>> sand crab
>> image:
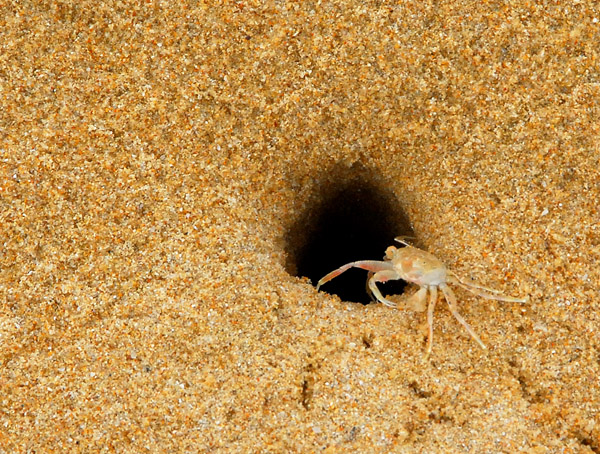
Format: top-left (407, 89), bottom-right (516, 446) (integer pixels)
top-left (317, 238), bottom-right (527, 356)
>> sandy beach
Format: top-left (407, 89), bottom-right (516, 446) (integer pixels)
top-left (1, 0), bottom-right (599, 452)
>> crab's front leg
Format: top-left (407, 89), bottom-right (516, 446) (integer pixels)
top-left (316, 260), bottom-right (394, 291)
top-left (367, 269), bottom-right (401, 307)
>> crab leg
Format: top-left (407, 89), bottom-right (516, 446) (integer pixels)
top-left (316, 260), bottom-right (393, 290)
top-left (406, 287), bottom-right (428, 312)
top-left (424, 286), bottom-right (437, 359)
top-left (448, 274), bottom-right (527, 303)
top-left (448, 272), bottom-right (506, 294)
top-left (365, 272), bottom-right (376, 302)
top-left (367, 270), bottom-right (401, 307)
top-left (439, 283), bottom-right (487, 350)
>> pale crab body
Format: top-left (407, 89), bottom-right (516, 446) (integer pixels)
top-left (316, 238), bottom-right (527, 357)
top-left (389, 246), bottom-right (447, 286)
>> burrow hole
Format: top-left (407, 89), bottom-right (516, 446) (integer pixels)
top-left (285, 164), bottom-right (414, 304)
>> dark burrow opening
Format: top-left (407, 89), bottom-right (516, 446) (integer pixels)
top-left (286, 164), bottom-right (414, 304)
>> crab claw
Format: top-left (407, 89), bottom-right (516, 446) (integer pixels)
top-left (316, 260), bottom-right (394, 291)
top-left (317, 260), bottom-right (401, 307)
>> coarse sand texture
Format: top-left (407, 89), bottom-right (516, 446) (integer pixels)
top-left (1, 0), bottom-right (600, 452)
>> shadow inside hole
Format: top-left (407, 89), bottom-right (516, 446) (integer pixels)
top-left (286, 164), bottom-right (414, 304)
